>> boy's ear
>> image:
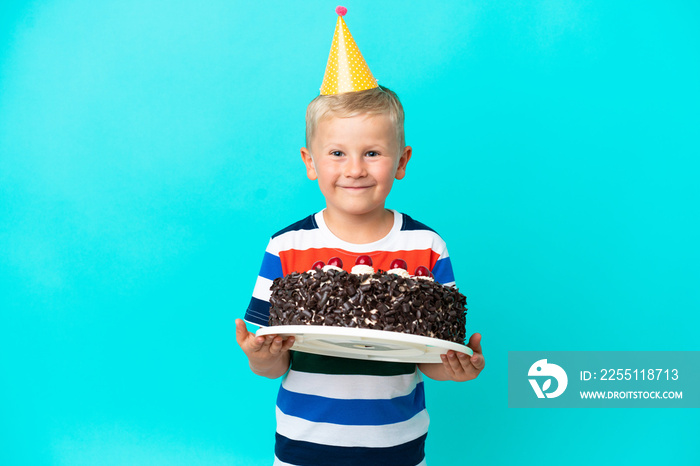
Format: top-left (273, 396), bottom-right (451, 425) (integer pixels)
top-left (300, 148), bottom-right (318, 181)
top-left (394, 146), bottom-right (412, 180)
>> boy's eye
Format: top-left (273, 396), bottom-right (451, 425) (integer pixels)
top-left (331, 151), bottom-right (344, 157)
top-left (365, 151), bottom-right (379, 157)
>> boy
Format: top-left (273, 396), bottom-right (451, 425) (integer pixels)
top-left (236, 9), bottom-right (484, 466)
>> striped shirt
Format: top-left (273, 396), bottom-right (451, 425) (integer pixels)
top-left (245, 210), bottom-right (456, 466)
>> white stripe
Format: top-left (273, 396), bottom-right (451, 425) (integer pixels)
top-left (276, 407), bottom-right (430, 448)
top-left (267, 229), bottom-right (327, 255)
top-left (252, 276), bottom-right (273, 301)
top-left (275, 454), bottom-right (427, 466)
top-left (282, 370), bottom-right (421, 400)
top-left (268, 213), bottom-right (448, 257)
top-left (273, 458), bottom-right (296, 466)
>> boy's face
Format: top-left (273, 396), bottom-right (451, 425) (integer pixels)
top-left (301, 113), bottom-right (411, 221)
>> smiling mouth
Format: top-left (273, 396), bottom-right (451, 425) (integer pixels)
top-left (340, 186), bottom-right (373, 189)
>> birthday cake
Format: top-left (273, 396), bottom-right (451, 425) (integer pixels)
top-left (268, 256), bottom-right (467, 344)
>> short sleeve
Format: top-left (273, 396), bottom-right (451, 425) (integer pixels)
top-left (430, 237), bottom-right (456, 287)
top-left (244, 239), bottom-right (283, 327)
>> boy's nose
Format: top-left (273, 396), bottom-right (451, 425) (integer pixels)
top-left (344, 155), bottom-right (367, 178)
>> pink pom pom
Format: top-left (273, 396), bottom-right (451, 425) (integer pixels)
top-left (335, 6), bottom-right (347, 16)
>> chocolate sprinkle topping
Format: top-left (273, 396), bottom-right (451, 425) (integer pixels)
top-left (269, 269), bottom-right (468, 344)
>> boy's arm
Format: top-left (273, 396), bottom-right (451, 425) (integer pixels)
top-left (236, 319), bottom-right (295, 379)
top-left (418, 333), bottom-right (485, 382)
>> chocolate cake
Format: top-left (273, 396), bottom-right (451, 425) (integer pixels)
top-left (268, 256), bottom-right (467, 344)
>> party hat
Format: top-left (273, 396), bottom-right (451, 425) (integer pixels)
top-left (320, 6), bottom-right (378, 95)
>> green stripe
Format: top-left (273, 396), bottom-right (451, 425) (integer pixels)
top-left (290, 351), bottom-right (416, 376)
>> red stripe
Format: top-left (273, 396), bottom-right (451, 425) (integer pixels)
top-left (279, 248), bottom-right (441, 276)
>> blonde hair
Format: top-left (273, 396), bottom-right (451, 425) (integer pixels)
top-left (305, 86), bottom-right (405, 150)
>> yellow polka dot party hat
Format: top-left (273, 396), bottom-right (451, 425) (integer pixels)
top-left (320, 6), bottom-right (379, 95)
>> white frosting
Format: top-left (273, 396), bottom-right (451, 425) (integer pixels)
top-left (322, 265), bottom-right (344, 273)
top-left (387, 268), bottom-right (410, 278)
top-left (351, 264), bottom-right (375, 275)
top-left (414, 274), bottom-right (435, 282)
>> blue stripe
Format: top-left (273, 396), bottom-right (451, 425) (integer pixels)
top-left (259, 251), bottom-right (283, 281)
top-left (244, 297), bottom-right (270, 326)
top-left (432, 256), bottom-right (455, 285)
top-left (277, 382), bottom-right (425, 426)
top-left (271, 214), bottom-right (318, 239)
top-left (275, 432), bottom-right (426, 466)
top-left (400, 213), bottom-right (437, 233)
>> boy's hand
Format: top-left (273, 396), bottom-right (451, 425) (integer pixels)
top-left (439, 332), bottom-right (485, 382)
top-left (235, 319), bottom-right (295, 379)
top-left (419, 332), bottom-right (485, 382)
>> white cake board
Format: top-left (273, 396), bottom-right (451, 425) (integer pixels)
top-left (256, 325), bottom-right (472, 363)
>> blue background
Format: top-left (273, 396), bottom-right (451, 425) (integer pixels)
top-left (1, 1), bottom-right (698, 464)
